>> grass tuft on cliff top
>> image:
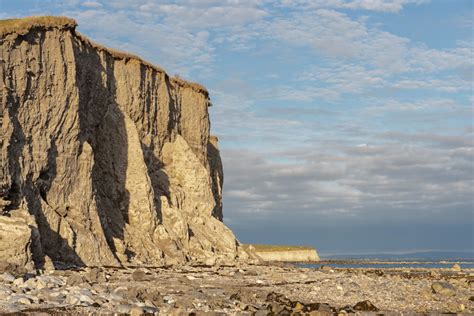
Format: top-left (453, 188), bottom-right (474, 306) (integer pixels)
top-left (0, 16), bottom-right (76, 37)
top-left (244, 244), bottom-right (314, 252)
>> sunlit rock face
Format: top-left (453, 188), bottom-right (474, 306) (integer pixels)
top-left (0, 16), bottom-right (246, 268)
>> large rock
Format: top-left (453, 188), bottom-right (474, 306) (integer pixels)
top-left (0, 16), bottom-right (245, 267)
top-left (431, 282), bottom-right (456, 296)
top-left (0, 210), bottom-right (41, 272)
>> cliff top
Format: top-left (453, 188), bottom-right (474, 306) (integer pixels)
top-left (0, 16), bottom-right (76, 37)
top-left (0, 16), bottom-right (209, 98)
top-left (245, 244), bottom-right (315, 252)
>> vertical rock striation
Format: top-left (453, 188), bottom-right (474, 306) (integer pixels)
top-left (0, 16), bottom-right (245, 268)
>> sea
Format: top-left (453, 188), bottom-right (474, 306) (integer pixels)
top-left (297, 251), bottom-right (474, 269)
top-left (298, 258), bottom-right (474, 269)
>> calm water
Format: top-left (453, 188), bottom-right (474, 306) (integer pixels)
top-left (298, 258), bottom-right (474, 269)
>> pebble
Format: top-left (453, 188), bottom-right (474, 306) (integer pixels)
top-left (451, 263), bottom-right (461, 272)
top-left (87, 267), bottom-right (105, 283)
top-left (431, 281), bottom-right (456, 296)
top-left (116, 304), bottom-right (132, 313)
top-left (2, 304), bottom-right (20, 313)
top-left (12, 277), bottom-right (24, 286)
top-left (163, 295), bottom-right (175, 304)
top-left (130, 306), bottom-right (145, 315)
top-left (10, 294), bottom-right (33, 305)
top-left (132, 270), bottom-right (147, 282)
top-left (67, 274), bottom-right (86, 286)
top-left (79, 293), bottom-right (95, 305)
top-left (48, 291), bottom-right (65, 299)
top-left (35, 278), bottom-right (48, 290)
top-left (142, 304), bottom-right (159, 313)
top-left (0, 286), bottom-right (12, 299)
top-left (108, 292), bottom-right (123, 301)
top-left (353, 300), bottom-right (379, 312)
top-left (23, 277), bottom-right (38, 290)
top-left (17, 296), bottom-right (33, 305)
top-left (1, 272), bottom-right (16, 283)
top-left (447, 302), bottom-right (463, 313)
top-left (66, 295), bottom-right (81, 305)
top-left (419, 288), bottom-right (432, 299)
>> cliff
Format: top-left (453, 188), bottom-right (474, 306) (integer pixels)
top-left (0, 16), bottom-right (247, 269)
top-left (245, 245), bottom-right (320, 262)
top-left (254, 250), bottom-right (319, 262)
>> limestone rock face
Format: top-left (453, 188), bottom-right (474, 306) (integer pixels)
top-left (0, 209), bottom-right (41, 272)
top-left (0, 17), bottom-right (242, 267)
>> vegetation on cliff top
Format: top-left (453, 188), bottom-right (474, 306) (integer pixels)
top-left (0, 16), bottom-right (76, 37)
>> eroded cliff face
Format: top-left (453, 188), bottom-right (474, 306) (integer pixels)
top-left (0, 17), bottom-right (245, 268)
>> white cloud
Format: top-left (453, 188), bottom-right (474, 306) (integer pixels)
top-left (81, 1), bottom-right (102, 8)
top-left (408, 44), bottom-right (473, 73)
top-left (363, 98), bottom-right (463, 114)
top-left (142, 1), bottom-right (268, 28)
top-left (222, 133), bottom-right (473, 224)
top-left (259, 85), bottom-right (340, 102)
top-left (226, 190), bottom-right (264, 200)
top-left (390, 77), bottom-right (471, 92)
top-left (339, 0), bottom-right (428, 12)
top-left (276, 0), bottom-right (429, 12)
top-left (296, 63), bottom-right (386, 97)
top-left (264, 8), bottom-right (468, 75)
top-left (64, 9), bottom-right (216, 76)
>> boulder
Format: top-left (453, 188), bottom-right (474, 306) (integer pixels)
top-left (0, 211), bottom-right (42, 273)
top-left (431, 281), bottom-right (456, 296)
top-left (452, 263), bottom-right (461, 271)
top-left (353, 300), bottom-right (379, 312)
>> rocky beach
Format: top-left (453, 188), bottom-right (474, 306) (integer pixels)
top-left (0, 263), bottom-right (472, 314)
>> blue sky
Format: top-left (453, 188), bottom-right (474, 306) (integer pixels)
top-left (1, 0), bottom-right (472, 255)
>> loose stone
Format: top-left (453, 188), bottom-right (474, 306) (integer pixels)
top-left (431, 282), bottom-right (456, 296)
top-left (116, 304), bottom-right (132, 313)
top-left (0, 273), bottom-right (15, 283)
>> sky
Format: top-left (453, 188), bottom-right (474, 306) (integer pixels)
top-left (1, 0), bottom-right (472, 256)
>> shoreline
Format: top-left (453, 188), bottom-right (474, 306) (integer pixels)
top-left (299, 259), bottom-right (474, 265)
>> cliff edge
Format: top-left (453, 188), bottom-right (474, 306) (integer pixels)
top-left (0, 16), bottom-right (247, 269)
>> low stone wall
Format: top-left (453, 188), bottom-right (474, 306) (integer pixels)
top-left (255, 249), bottom-right (320, 262)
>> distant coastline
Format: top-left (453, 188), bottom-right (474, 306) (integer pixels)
top-left (243, 244), bottom-right (320, 262)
